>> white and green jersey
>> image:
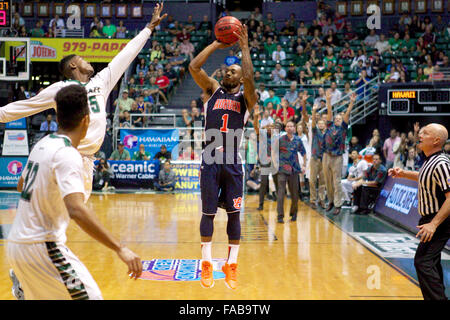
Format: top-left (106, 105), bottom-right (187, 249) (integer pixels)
top-left (0, 28), bottom-right (152, 156)
top-left (8, 134), bottom-right (84, 244)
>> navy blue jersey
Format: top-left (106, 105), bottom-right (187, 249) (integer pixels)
top-left (204, 87), bottom-right (248, 161)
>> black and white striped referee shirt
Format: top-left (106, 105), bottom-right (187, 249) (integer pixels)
top-left (418, 151), bottom-right (450, 217)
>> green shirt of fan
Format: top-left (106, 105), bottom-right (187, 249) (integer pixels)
top-left (388, 38), bottom-right (402, 51)
top-left (264, 43), bottom-right (277, 56)
top-left (263, 96), bottom-right (281, 107)
top-left (323, 56), bottom-right (337, 66)
top-left (102, 24), bottom-right (117, 38)
top-left (132, 150), bottom-right (151, 160)
top-left (293, 54), bottom-right (308, 67)
top-left (401, 39), bottom-right (416, 51)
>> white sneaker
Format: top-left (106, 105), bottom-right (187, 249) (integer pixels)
top-left (352, 205), bottom-right (359, 213)
top-left (9, 269), bottom-right (24, 300)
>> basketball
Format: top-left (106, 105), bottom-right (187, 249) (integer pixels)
top-left (214, 16), bottom-right (242, 44)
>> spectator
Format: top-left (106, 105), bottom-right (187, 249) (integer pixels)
top-left (349, 136), bottom-right (363, 153)
top-left (168, 20), bottom-right (182, 36)
top-left (341, 150), bottom-right (369, 205)
top-left (12, 12), bottom-right (25, 27)
top-left (364, 29), bottom-right (379, 48)
top-left (283, 81), bottom-right (299, 106)
top-left (280, 20), bottom-right (295, 36)
top-left (383, 129), bottom-right (401, 169)
top-left (257, 83), bottom-right (270, 103)
top-left (271, 63), bottom-right (286, 83)
top-left (90, 16), bottom-right (104, 31)
top-left (334, 12), bottom-right (346, 30)
top-left (298, 70), bottom-right (309, 86)
top-left (354, 69), bottom-right (371, 99)
top-left (276, 98), bottom-right (295, 125)
top-left (89, 26), bottom-right (102, 38)
top-left (224, 50), bottom-right (240, 66)
top-left (323, 29), bottom-right (339, 48)
top-left (184, 15), bottom-right (196, 33)
top-left (31, 21), bottom-right (45, 37)
top-left (259, 109), bottom-right (274, 130)
top-left (434, 15), bottom-right (446, 34)
top-left (343, 22), bottom-right (358, 41)
top-left (168, 49), bottom-right (186, 77)
top-left (164, 63), bottom-right (178, 87)
top-left (388, 32), bottom-right (402, 52)
top-left (374, 34), bottom-right (390, 54)
top-left (443, 140), bottom-right (450, 159)
top-left (120, 111), bottom-right (132, 128)
top-left (152, 58), bottom-right (164, 71)
top-left (264, 37), bottom-right (277, 57)
top-left (311, 29), bottom-right (324, 48)
top-left (401, 33), bottom-right (415, 53)
top-left (177, 108), bottom-right (192, 128)
top-left (93, 158), bottom-right (113, 191)
top-left (148, 76), bottom-right (169, 104)
top-left (263, 89), bottom-right (281, 107)
top-left (130, 103), bottom-right (143, 128)
top-left (109, 142), bottom-right (131, 160)
top-left (153, 145), bottom-right (172, 163)
top-left (19, 26), bottom-right (28, 37)
top-left (94, 150), bottom-right (106, 161)
top-left (422, 25), bottom-right (436, 47)
top-left (371, 54), bottom-right (385, 77)
top-left (322, 61), bottom-right (336, 81)
top-left (151, 44), bottom-right (163, 61)
top-left (177, 27), bottom-right (191, 42)
top-left (154, 161), bottom-right (176, 192)
top-left (155, 69), bottom-right (170, 97)
top-left (132, 144), bottom-right (151, 161)
top-left (179, 38), bottom-right (195, 60)
top-left (114, 90), bottom-right (134, 116)
top-left (322, 17), bottom-right (337, 36)
top-left (198, 15), bottom-right (212, 36)
top-left (116, 20), bottom-right (127, 39)
top-left (297, 21), bottom-right (308, 36)
top-left (308, 19), bottom-right (322, 36)
top-left (40, 114), bottom-right (58, 132)
top-left (308, 49), bottom-right (321, 67)
top-left (329, 82), bottom-right (342, 106)
top-left (136, 58), bottom-right (149, 76)
top-left (293, 46), bottom-right (308, 67)
top-left (351, 153), bottom-right (387, 214)
top-left (285, 64), bottom-right (298, 82)
top-left (384, 65), bottom-right (400, 83)
top-left (49, 14), bottom-right (65, 30)
top-left (402, 146), bottom-right (421, 171)
top-left (272, 45), bottom-right (286, 61)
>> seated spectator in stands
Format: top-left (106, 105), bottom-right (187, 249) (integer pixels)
top-left (177, 27), bottom-right (191, 42)
top-left (428, 65), bottom-right (445, 82)
top-left (401, 33), bottom-right (415, 53)
top-left (198, 15), bottom-right (212, 36)
top-left (283, 81), bottom-right (299, 106)
top-left (184, 15), bottom-right (196, 33)
top-left (423, 59), bottom-right (435, 77)
top-left (308, 19), bottom-right (322, 36)
top-left (422, 25), bottom-right (436, 47)
top-left (12, 12), bottom-right (25, 27)
top-left (116, 20), bottom-right (126, 38)
top-left (257, 83), bottom-right (270, 103)
top-left (263, 24), bottom-right (276, 40)
top-left (342, 150), bottom-right (369, 205)
top-left (322, 61), bottom-right (336, 81)
top-left (329, 81), bottom-right (342, 106)
top-left (298, 70), bottom-right (309, 86)
top-left (272, 45), bottom-right (286, 62)
top-left (154, 145), bottom-right (172, 163)
top-left (414, 67), bottom-right (427, 82)
top-left (402, 146), bottom-right (421, 171)
top-left (224, 50), bottom-right (240, 66)
top-left (339, 42), bottom-right (355, 60)
top-left (31, 21), bottom-right (45, 37)
top-left (163, 14), bottom-right (176, 31)
top-left (308, 49), bottom-right (320, 67)
top-left (371, 54), bottom-right (385, 77)
top-left (351, 154), bottom-right (387, 214)
top-left (352, 59), bottom-right (365, 75)
top-left (129, 102), bottom-right (143, 128)
top-left (168, 20), bottom-right (182, 36)
top-left (323, 29), bottom-right (339, 48)
top-left (164, 63), bottom-right (178, 87)
top-left (297, 21), bottom-right (308, 36)
top-left (177, 108), bottom-right (192, 129)
top-left (310, 29), bottom-right (324, 48)
top-left (444, 140), bottom-right (450, 159)
top-left (260, 109), bottom-right (274, 130)
top-left (322, 17), bottom-right (337, 37)
top-left (114, 89), bottom-right (134, 116)
top-left (311, 70), bottom-right (325, 85)
top-left (302, 61), bottom-right (314, 78)
top-left (246, 165), bottom-right (261, 192)
top-left (286, 64), bottom-right (298, 82)
top-left (155, 69), bottom-right (170, 96)
top-left (384, 65), bottom-right (400, 83)
top-left (275, 98), bottom-right (295, 124)
top-left (263, 89), bottom-right (281, 107)
top-left (293, 46), bottom-right (307, 67)
top-left (40, 114), bottom-right (58, 132)
top-left (280, 20), bottom-right (295, 36)
top-left (19, 26), bottom-right (28, 37)
top-left (322, 46), bottom-right (337, 67)
top-left (264, 37), bottom-right (277, 57)
top-left (120, 111), bottom-right (132, 128)
top-left (334, 65), bottom-right (344, 82)
top-left (93, 158), bottom-right (113, 191)
top-left (374, 34), bottom-right (390, 54)
top-left (146, 76), bottom-right (168, 105)
top-left (136, 58), bottom-right (149, 77)
top-left (212, 68), bottom-right (224, 83)
top-left (133, 144), bottom-right (151, 161)
top-left (388, 32), bottom-right (402, 52)
top-left (152, 58), bottom-right (164, 71)
top-left (90, 16), bottom-right (103, 31)
top-left (364, 29), bottom-right (379, 48)
top-left (49, 14), bottom-right (64, 31)
top-left (154, 161), bottom-right (176, 192)
top-left (355, 69), bottom-right (371, 99)
top-left (89, 26), bottom-right (102, 38)
top-left (271, 63), bottom-right (286, 83)
top-left (109, 142), bottom-right (131, 161)
top-left (179, 38), bottom-right (195, 61)
top-left (150, 43), bottom-right (163, 61)
top-left (168, 49), bottom-right (186, 77)
top-left (343, 22), bottom-right (358, 41)
top-left (349, 136), bottom-right (362, 153)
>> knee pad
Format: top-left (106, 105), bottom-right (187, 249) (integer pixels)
top-left (226, 211), bottom-right (241, 241)
top-left (200, 214), bottom-right (215, 237)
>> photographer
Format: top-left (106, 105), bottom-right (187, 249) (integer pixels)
top-left (93, 158), bottom-right (114, 191)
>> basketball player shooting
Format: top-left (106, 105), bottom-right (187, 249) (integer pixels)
top-left (1, 4), bottom-right (166, 299)
top-left (188, 23), bottom-right (258, 290)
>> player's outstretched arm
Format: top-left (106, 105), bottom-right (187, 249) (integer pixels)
top-left (343, 92), bottom-right (357, 124)
top-left (97, 3), bottom-right (167, 96)
top-left (234, 24), bottom-right (257, 113)
top-left (188, 41), bottom-right (228, 95)
top-left (64, 193), bottom-right (142, 279)
top-left (325, 89), bottom-right (333, 122)
top-left (0, 82), bottom-right (62, 123)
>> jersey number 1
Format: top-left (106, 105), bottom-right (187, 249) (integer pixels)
top-left (220, 114), bottom-right (229, 133)
top-left (21, 161), bottom-right (40, 201)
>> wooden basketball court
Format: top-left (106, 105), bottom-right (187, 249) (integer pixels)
top-left (0, 192), bottom-right (422, 300)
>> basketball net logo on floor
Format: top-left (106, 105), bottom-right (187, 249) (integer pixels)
top-left (137, 259), bottom-right (226, 281)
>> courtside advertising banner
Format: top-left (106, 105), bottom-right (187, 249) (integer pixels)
top-left (0, 157), bottom-right (28, 188)
top-left (120, 129), bottom-right (179, 160)
top-left (97, 160), bottom-right (160, 189)
top-left (5, 118), bottom-right (27, 129)
top-left (2, 130), bottom-right (29, 156)
top-left (171, 162), bottom-right (200, 191)
top-left (375, 176), bottom-right (450, 249)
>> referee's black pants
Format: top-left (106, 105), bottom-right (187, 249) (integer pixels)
top-left (414, 215), bottom-right (450, 300)
top-left (277, 172), bottom-right (299, 220)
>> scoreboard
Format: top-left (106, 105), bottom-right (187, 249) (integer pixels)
top-left (0, 0), bottom-right (11, 28)
top-left (387, 88), bottom-right (450, 116)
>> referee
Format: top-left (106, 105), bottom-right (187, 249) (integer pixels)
top-left (389, 123), bottom-right (450, 300)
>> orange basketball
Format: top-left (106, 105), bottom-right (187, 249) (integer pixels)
top-left (214, 16), bottom-right (242, 44)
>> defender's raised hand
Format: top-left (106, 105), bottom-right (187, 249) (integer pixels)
top-left (147, 3), bottom-right (168, 31)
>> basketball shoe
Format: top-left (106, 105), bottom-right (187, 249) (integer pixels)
top-left (200, 261), bottom-right (214, 288)
top-left (9, 269), bottom-right (24, 300)
top-left (222, 263), bottom-right (238, 290)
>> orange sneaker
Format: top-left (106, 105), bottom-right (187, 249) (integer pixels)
top-left (222, 263), bottom-right (238, 290)
top-left (200, 261), bottom-right (214, 288)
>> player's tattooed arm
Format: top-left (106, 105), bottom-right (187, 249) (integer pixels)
top-left (234, 24), bottom-right (257, 112)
